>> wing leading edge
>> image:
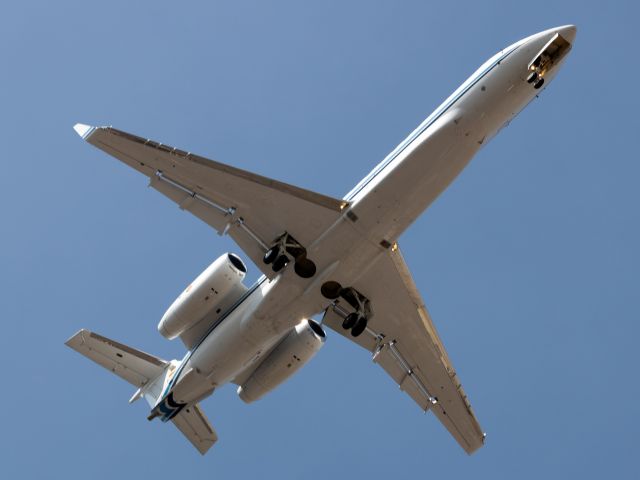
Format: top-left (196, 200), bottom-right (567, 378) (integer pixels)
top-left (323, 247), bottom-right (485, 454)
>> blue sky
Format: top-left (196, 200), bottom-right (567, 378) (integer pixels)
top-left (1, 1), bottom-right (638, 478)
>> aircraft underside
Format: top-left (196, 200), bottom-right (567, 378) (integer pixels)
top-left (66, 25), bottom-right (576, 455)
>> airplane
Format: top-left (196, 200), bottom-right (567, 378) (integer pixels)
top-left (66, 25), bottom-right (576, 455)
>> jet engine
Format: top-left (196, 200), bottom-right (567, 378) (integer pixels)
top-left (158, 253), bottom-right (247, 340)
top-left (237, 319), bottom-right (326, 403)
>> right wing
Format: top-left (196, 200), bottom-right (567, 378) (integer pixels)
top-left (74, 124), bottom-right (346, 277)
top-left (322, 246), bottom-right (485, 454)
top-left (172, 403), bottom-right (218, 455)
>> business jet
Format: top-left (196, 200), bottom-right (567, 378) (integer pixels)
top-left (67, 25), bottom-right (576, 455)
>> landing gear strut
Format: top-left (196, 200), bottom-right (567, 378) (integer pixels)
top-left (263, 232), bottom-right (316, 278)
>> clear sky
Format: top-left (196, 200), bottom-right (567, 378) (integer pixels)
top-left (1, 1), bottom-right (638, 478)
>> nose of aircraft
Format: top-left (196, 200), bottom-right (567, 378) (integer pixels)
top-left (557, 24), bottom-right (577, 44)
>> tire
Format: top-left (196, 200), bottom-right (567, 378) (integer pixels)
top-left (526, 71), bottom-right (538, 84)
top-left (294, 257), bottom-right (316, 278)
top-left (321, 281), bottom-right (342, 299)
top-left (263, 246), bottom-right (280, 264)
top-left (534, 77), bottom-right (545, 89)
top-left (342, 312), bottom-right (359, 330)
top-left (351, 316), bottom-right (368, 337)
top-left (272, 255), bottom-right (289, 272)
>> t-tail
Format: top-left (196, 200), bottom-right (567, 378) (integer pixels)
top-left (65, 329), bottom-right (217, 454)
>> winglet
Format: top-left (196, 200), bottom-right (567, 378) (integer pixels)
top-left (73, 123), bottom-right (96, 140)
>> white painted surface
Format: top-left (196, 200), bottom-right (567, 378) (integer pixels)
top-left (67, 25), bottom-right (576, 455)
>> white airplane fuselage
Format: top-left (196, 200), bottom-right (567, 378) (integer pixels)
top-left (163, 26), bottom-right (576, 408)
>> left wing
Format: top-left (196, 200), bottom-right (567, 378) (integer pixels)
top-left (322, 247), bottom-right (485, 454)
top-left (74, 124), bottom-right (346, 277)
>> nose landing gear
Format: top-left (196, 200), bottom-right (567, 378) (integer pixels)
top-left (263, 232), bottom-right (317, 278)
top-left (526, 54), bottom-right (549, 90)
top-left (525, 32), bottom-right (572, 91)
top-left (526, 69), bottom-right (545, 90)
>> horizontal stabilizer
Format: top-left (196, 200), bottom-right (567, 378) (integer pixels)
top-left (172, 403), bottom-right (218, 455)
top-left (65, 329), bottom-right (168, 387)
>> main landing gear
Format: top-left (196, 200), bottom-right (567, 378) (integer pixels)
top-left (342, 312), bottom-right (368, 337)
top-left (263, 232), bottom-right (317, 279)
top-left (321, 281), bottom-right (372, 338)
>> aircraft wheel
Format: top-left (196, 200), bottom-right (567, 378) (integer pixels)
top-left (263, 246), bottom-right (280, 264)
top-left (294, 257), bottom-right (316, 278)
top-left (534, 77), bottom-right (545, 89)
top-left (351, 316), bottom-right (368, 337)
top-left (272, 255), bottom-right (289, 272)
top-left (321, 281), bottom-right (342, 299)
top-left (342, 312), bottom-right (359, 330)
top-left (526, 71), bottom-right (538, 84)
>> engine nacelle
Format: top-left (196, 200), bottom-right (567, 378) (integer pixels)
top-left (237, 319), bottom-right (326, 403)
top-left (158, 253), bottom-right (247, 340)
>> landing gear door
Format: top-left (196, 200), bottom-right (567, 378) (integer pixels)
top-left (527, 32), bottom-right (572, 76)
